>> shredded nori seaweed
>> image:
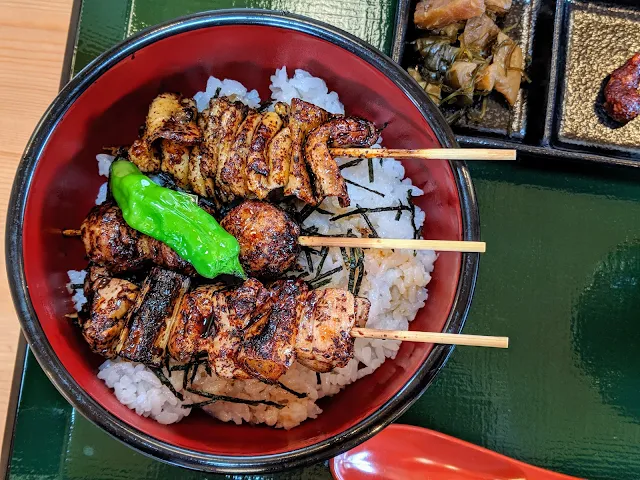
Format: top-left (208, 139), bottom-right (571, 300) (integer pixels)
top-left (339, 158), bottom-right (364, 170)
top-left (330, 205), bottom-right (410, 222)
top-left (185, 388), bottom-right (284, 409)
top-left (345, 179), bottom-right (385, 197)
top-left (151, 367), bottom-right (184, 401)
top-left (312, 278), bottom-right (332, 289)
top-left (315, 247), bottom-right (329, 277)
top-left (277, 382), bottom-right (307, 399)
top-left (356, 204), bottom-right (379, 238)
top-left (368, 158), bottom-right (374, 183)
top-left (304, 248), bottom-right (314, 273)
top-left (309, 266), bottom-right (343, 284)
top-left (407, 191), bottom-right (420, 240)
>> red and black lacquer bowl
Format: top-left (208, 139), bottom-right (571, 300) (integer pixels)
top-left (6, 10), bottom-right (479, 474)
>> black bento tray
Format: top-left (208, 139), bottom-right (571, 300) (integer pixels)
top-left (391, 0), bottom-right (640, 167)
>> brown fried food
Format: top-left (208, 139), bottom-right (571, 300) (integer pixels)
top-left (145, 93), bottom-right (201, 145)
top-left (604, 53), bottom-right (640, 124)
top-left (285, 99), bottom-right (329, 205)
top-left (295, 288), bottom-right (360, 372)
top-left (82, 277), bottom-right (139, 358)
top-left (81, 203), bottom-right (193, 274)
top-left (414, 0), bottom-right (485, 30)
top-left (219, 112), bottom-right (262, 198)
top-left (238, 279), bottom-right (307, 383)
top-left (305, 117), bottom-right (378, 207)
top-left (246, 112), bottom-right (283, 199)
top-left (220, 200), bottom-right (300, 279)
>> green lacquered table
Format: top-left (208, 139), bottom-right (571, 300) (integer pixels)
top-left (5, 1), bottom-right (640, 479)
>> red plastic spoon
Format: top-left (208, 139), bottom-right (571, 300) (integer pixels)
top-left (330, 424), bottom-right (583, 480)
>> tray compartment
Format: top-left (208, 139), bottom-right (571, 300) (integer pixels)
top-left (551, 1), bottom-right (640, 158)
top-left (395, 0), bottom-right (551, 141)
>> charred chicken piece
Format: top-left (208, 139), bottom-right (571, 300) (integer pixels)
top-left (81, 276), bottom-right (139, 358)
top-left (238, 279), bottom-right (307, 383)
top-left (80, 203), bottom-right (193, 274)
top-left (145, 93), bottom-right (201, 145)
top-left (167, 284), bottom-right (222, 363)
top-left (128, 138), bottom-right (161, 173)
top-left (117, 267), bottom-right (190, 366)
top-left (187, 145), bottom-right (209, 197)
top-left (208, 279), bottom-right (269, 379)
top-left (285, 99), bottom-right (329, 205)
top-left (220, 200), bottom-right (300, 279)
top-left (295, 288), bottom-right (358, 372)
top-left (305, 117), bottom-right (378, 207)
top-left (604, 53), bottom-right (640, 124)
top-left (214, 100), bottom-right (248, 201)
top-left (266, 126), bottom-right (292, 191)
top-left (160, 140), bottom-right (191, 189)
top-left (219, 112), bottom-right (263, 198)
top-left (246, 112), bottom-right (283, 199)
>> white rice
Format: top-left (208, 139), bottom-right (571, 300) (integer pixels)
top-left (81, 68), bottom-right (437, 428)
top-left (66, 270), bottom-right (88, 311)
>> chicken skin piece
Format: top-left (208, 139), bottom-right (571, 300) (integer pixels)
top-left (305, 117), bottom-right (378, 207)
top-left (295, 288), bottom-right (359, 372)
top-left (81, 276), bottom-right (139, 358)
top-left (285, 99), bottom-right (329, 205)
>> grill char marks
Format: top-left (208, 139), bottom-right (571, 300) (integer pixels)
top-left (117, 267), bottom-right (191, 366)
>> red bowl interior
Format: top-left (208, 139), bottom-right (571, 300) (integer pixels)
top-left (22, 24), bottom-right (462, 456)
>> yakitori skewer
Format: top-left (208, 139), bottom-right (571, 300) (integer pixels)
top-left (330, 148), bottom-right (517, 161)
top-left (63, 229), bottom-right (484, 254)
top-left (67, 310), bottom-right (508, 350)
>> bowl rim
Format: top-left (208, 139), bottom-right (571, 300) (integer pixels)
top-left (6, 8), bottom-right (480, 474)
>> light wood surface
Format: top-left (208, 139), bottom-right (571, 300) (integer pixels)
top-left (0, 0), bottom-right (73, 439)
top-left (299, 236), bottom-right (487, 252)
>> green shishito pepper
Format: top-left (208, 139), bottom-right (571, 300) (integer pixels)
top-left (109, 160), bottom-right (245, 279)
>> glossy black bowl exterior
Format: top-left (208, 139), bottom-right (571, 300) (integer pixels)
top-left (7, 9), bottom-right (479, 474)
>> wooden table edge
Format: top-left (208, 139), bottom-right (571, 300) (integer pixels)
top-left (0, 0), bottom-right (83, 476)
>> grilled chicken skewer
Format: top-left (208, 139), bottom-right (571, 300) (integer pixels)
top-left (72, 200), bottom-right (484, 280)
top-left (127, 93), bottom-right (378, 208)
top-left (78, 267), bottom-right (507, 381)
top-left (123, 93), bottom-right (514, 213)
top-left (79, 268), bottom-right (370, 382)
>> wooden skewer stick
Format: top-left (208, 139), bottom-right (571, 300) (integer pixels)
top-left (329, 148), bottom-right (517, 161)
top-left (299, 236), bottom-right (485, 253)
top-left (351, 328), bottom-right (508, 349)
top-left (64, 228), bottom-right (483, 253)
